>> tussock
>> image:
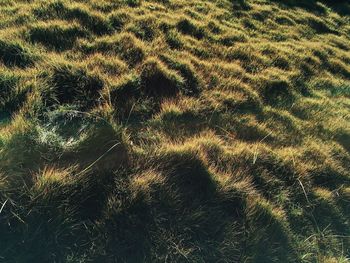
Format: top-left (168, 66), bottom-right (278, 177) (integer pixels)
top-left (1, 0), bottom-right (350, 262)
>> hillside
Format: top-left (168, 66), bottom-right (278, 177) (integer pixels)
top-left (0, 0), bottom-right (350, 262)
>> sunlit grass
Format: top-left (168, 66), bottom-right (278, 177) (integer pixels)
top-left (0, 0), bottom-right (349, 262)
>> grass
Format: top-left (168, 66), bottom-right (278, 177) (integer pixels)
top-left (28, 22), bottom-right (88, 51)
top-left (0, 0), bottom-right (350, 262)
top-left (0, 40), bottom-right (35, 68)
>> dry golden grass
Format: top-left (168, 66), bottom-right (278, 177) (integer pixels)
top-left (0, 0), bottom-right (349, 262)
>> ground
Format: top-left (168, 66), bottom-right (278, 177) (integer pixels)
top-left (0, 0), bottom-right (350, 262)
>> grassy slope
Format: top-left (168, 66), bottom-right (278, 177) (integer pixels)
top-left (0, 0), bottom-right (350, 262)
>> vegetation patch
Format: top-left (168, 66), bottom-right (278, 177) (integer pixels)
top-left (140, 57), bottom-right (184, 98)
top-left (0, 40), bottom-right (35, 68)
top-left (0, 71), bottom-right (26, 115)
top-left (33, 1), bottom-right (112, 35)
top-left (83, 33), bottom-right (146, 66)
top-left (176, 18), bottom-right (206, 39)
top-left (165, 29), bottom-right (184, 49)
top-left (259, 75), bottom-right (295, 107)
top-left (45, 64), bottom-right (104, 109)
top-left (108, 11), bottom-right (130, 31)
top-left (28, 22), bottom-right (88, 51)
top-left (160, 54), bottom-right (202, 96)
top-left (127, 16), bottom-right (159, 41)
top-left (1, 0), bottom-right (350, 262)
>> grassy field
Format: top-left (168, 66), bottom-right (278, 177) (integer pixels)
top-left (0, 0), bottom-right (350, 262)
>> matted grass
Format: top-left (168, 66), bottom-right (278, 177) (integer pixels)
top-left (0, 0), bottom-right (350, 262)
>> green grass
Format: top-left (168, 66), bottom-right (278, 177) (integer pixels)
top-left (0, 0), bottom-right (350, 262)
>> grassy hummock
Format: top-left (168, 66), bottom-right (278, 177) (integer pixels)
top-left (0, 0), bottom-right (350, 262)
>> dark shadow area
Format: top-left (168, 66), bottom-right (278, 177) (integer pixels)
top-left (0, 40), bottom-right (35, 68)
top-left (28, 24), bottom-right (88, 51)
top-left (271, 0), bottom-right (350, 15)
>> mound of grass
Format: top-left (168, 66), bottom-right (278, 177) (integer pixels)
top-left (0, 40), bottom-right (34, 68)
top-left (127, 16), bottom-right (159, 41)
top-left (65, 5), bottom-right (113, 35)
top-left (176, 18), bottom-right (206, 39)
top-left (1, 0), bottom-right (350, 262)
top-left (165, 29), bottom-right (184, 49)
top-left (109, 74), bottom-right (141, 117)
top-left (0, 72), bottom-right (30, 116)
top-left (83, 33), bottom-right (146, 66)
top-left (0, 72), bottom-right (20, 101)
top-left (28, 22), bottom-right (87, 51)
top-left (45, 64), bottom-right (104, 109)
top-left (33, 1), bottom-right (112, 35)
top-left (158, 148), bottom-right (217, 203)
top-left (260, 76), bottom-right (295, 106)
top-left (126, 0), bottom-right (141, 8)
top-left (108, 11), bottom-right (130, 31)
top-left (62, 119), bottom-right (128, 171)
top-left (160, 54), bottom-right (202, 96)
top-left (140, 57), bottom-right (184, 98)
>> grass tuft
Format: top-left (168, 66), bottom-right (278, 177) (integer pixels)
top-left (176, 18), bottom-right (206, 39)
top-left (83, 33), bottom-right (146, 66)
top-left (28, 22), bottom-right (88, 51)
top-left (1, 0), bottom-right (350, 261)
top-left (0, 40), bottom-right (35, 68)
top-left (140, 57), bottom-right (184, 98)
top-left (44, 64), bottom-right (104, 109)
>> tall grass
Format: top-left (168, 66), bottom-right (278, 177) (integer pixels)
top-left (0, 0), bottom-right (350, 262)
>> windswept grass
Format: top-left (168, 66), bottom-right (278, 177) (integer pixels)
top-left (0, 0), bottom-right (350, 262)
top-left (0, 40), bottom-right (35, 68)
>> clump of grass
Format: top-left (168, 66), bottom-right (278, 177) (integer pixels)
top-left (33, 1), bottom-right (112, 35)
top-left (140, 57), bottom-right (185, 98)
top-left (165, 29), bottom-right (184, 49)
top-left (157, 147), bottom-right (218, 203)
top-left (108, 11), bottom-right (130, 31)
top-left (245, 197), bottom-right (297, 262)
top-left (109, 73), bottom-right (164, 122)
top-left (335, 129), bottom-right (350, 152)
top-left (82, 33), bottom-right (146, 66)
top-left (176, 17), bottom-right (206, 39)
top-left (225, 45), bottom-right (268, 73)
top-left (310, 164), bottom-right (350, 190)
top-left (258, 74), bottom-right (295, 107)
top-left (1, 0), bottom-right (350, 262)
top-left (109, 74), bottom-right (141, 118)
top-left (110, 74), bottom-right (141, 102)
top-left (207, 20), bottom-right (223, 34)
top-left (231, 0), bottom-right (251, 10)
top-left (44, 63), bottom-right (104, 109)
top-left (32, 1), bottom-right (67, 19)
top-left (218, 32), bottom-right (248, 46)
top-left (62, 119), bottom-right (128, 171)
top-left (308, 16), bottom-right (337, 34)
top-left (212, 86), bottom-right (263, 113)
top-left (0, 39), bottom-right (35, 68)
top-left (28, 22), bottom-right (88, 51)
top-left (114, 33), bottom-right (146, 65)
top-left (65, 5), bottom-right (113, 35)
top-left (0, 73), bottom-right (32, 117)
top-left (126, 0), bottom-right (142, 7)
top-left (85, 54), bottom-right (128, 77)
top-left (127, 16), bottom-right (158, 41)
top-left (0, 71), bottom-right (20, 104)
top-left (0, 115), bottom-right (58, 174)
top-left (100, 177), bottom-right (151, 262)
top-left (160, 54), bottom-right (202, 95)
top-left (326, 58), bottom-right (350, 79)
